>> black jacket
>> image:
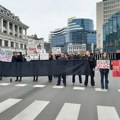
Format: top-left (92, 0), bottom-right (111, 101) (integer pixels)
top-left (86, 55), bottom-right (96, 69)
top-left (16, 55), bottom-right (24, 62)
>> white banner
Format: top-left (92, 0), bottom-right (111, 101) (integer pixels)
top-left (96, 60), bottom-right (110, 69)
top-left (30, 54), bottom-right (39, 60)
top-left (0, 49), bottom-right (13, 62)
top-left (52, 47), bottom-right (61, 54)
top-left (40, 53), bottom-right (49, 60)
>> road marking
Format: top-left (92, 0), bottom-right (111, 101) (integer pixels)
top-left (0, 98), bottom-right (21, 113)
top-left (33, 85), bottom-right (46, 88)
top-left (73, 87), bottom-right (85, 90)
top-left (55, 103), bottom-right (81, 120)
top-left (95, 88), bottom-right (107, 92)
top-left (15, 84), bottom-right (27, 87)
top-left (97, 106), bottom-right (120, 120)
top-left (0, 83), bottom-right (10, 86)
top-left (53, 86), bottom-right (64, 89)
top-left (11, 100), bottom-right (49, 120)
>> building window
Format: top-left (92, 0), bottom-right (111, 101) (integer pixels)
top-left (3, 20), bottom-right (7, 28)
top-left (15, 25), bottom-right (17, 32)
top-left (19, 27), bottom-right (22, 33)
top-left (11, 42), bottom-right (14, 48)
top-left (24, 44), bottom-right (26, 49)
top-left (20, 44), bottom-right (23, 49)
top-left (4, 40), bottom-right (8, 47)
top-left (0, 39), bottom-right (2, 46)
top-left (9, 23), bottom-right (12, 29)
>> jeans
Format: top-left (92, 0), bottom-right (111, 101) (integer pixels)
top-left (100, 72), bottom-right (109, 89)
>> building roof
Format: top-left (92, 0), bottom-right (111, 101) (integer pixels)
top-left (0, 5), bottom-right (29, 29)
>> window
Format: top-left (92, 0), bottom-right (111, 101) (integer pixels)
top-left (15, 25), bottom-right (17, 32)
top-left (19, 27), bottom-right (22, 33)
top-left (11, 42), bottom-right (14, 48)
top-left (24, 44), bottom-right (27, 49)
top-left (3, 20), bottom-right (7, 27)
top-left (4, 40), bottom-right (8, 47)
top-left (0, 39), bottom-right (2, 46)
top-left (9, 23), bottom-right (12, 29)
top-left (20, 44), bottom-right (23, 49)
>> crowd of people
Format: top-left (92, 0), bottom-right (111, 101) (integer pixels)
top-left (0, 51), bottom-right (110, 89)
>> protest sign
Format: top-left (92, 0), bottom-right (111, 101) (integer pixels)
top-left (0, 49), bottom-right (12, 62)
top-left (40, 53), bottom-right (49, 60)
top-left (52, 47), bottom-right (61, 54)
top-left (112, 60), bottom-right (120, 77)
top-left (96, 60), bottom-right (110, 69)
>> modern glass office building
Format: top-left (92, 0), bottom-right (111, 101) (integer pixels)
top-left (50, 17), bottom-right (96, 53)
top-left (103, 12), bottom-right (120, 52)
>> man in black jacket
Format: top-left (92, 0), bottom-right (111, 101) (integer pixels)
top-left (14, 52), bottom-right (24, 82)
top-left (84, 51), bottom-right (96, 87)
top-left (56, 53), bottom-right (67, 86)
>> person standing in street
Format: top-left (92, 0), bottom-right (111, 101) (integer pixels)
top-left (15, 52), bottom-right (24, 82)
top-left (48, 55), bottom-right (53, 82)
top-left (56, 52), bottom-right (67, 86)
top-left (84, 51), bottom-right (96, 87)
top-left (99, 52), bottom-right (109, 89)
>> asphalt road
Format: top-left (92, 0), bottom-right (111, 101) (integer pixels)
top-left (0, 70), bottom-right (120, 120)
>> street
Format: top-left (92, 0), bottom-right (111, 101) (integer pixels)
top-left (0, 70), bottom-right (120, 120)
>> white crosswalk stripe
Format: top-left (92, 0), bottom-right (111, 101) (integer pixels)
top-left (0, 98), bottom-right (21, 114)
top-left (55, 103), bottom-right (81, 120)
top-left (95, 88), bottom-right (107, 92)
top-left (97, 106), bottom-right (120, 120)
top-left (73, 87), bottom-right (85, 90)
top-left (15, 84), bottom-right (27, 87)
top-left (33, 85), bottom-right (46, 88)
top-left (118, 89), bottom-right (120, 92)
top-left (0, 83), bottom-right (10, 86)
top-left (11, 100), bottom-right (49, 120)
top-left (53, 86), bottom-right (64, 89)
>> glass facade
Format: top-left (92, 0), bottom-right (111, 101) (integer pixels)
top-left (50, 18), bottom-right (96, 52)
top-left (103, 12), bottom-right (120, 52)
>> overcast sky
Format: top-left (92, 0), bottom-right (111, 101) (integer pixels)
top-left (1, 0), bottom-right (101, 41)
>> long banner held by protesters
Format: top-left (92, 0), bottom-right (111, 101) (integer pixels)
top-left (0, 60), bottom-right (91, 77)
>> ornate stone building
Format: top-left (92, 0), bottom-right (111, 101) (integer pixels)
top-left (0, 5), bottom-right (29, 53)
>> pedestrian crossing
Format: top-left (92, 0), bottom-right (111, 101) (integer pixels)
top-left (0, 98), bottom-right (21, 114)
top-left (11, 100), bottom-right (49, 120)
top-left (0, 98), bottom-right (120, 120)
top-left (55, 103), bottom-right (80, 120)
top-left (0, 82), bottom-right (120, 92)
top-left (97, 106), bottom-right (120, 120)
top-left (15, 84), bottom-right (27, 87)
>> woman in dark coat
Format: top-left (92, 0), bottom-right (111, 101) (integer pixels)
top-left (99, 52), bottom-right (109, 89)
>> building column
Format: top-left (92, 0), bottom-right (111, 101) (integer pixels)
top-left (17, 26), bottom-right (19, 37)
top-left (25, 29), bottom-right (27, 39)
top-left (12, 23), bottom-right (15, 36)
top-left (8, 40), bottom-right (11, 48)
top-left (7, 21), bottom-right (9, 34)
top-left (2, 40), bottom-right (5, 47)
top-left (21, 27), bottom-right (23, 38)
top-left (0, 17), bottom-right (3, 33)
